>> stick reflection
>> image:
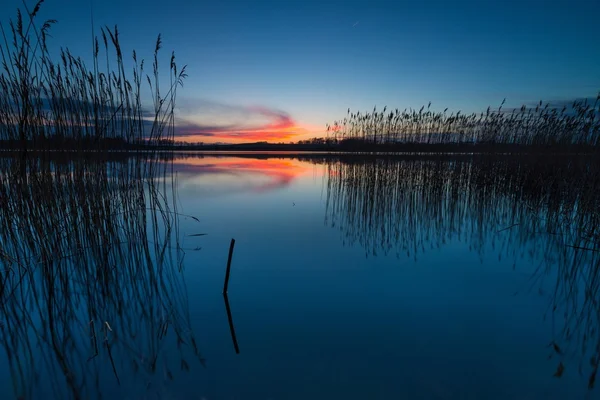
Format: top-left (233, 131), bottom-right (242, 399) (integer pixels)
top-left (223, 293), bottom-right (240, 354)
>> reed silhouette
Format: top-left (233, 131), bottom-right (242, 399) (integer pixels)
top-left (327, 97), bottom-right (600, 152)
top-left (0, 2), bottom-right (205, 397)
top-left (0, 1), bottom-right (186, 153)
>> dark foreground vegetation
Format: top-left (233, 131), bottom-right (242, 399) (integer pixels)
top-left (0, 1), bottom-right (186, 154)
top-left (0, 3), bottom-right (203, 399)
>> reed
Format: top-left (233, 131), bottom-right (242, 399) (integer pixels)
top-left (326, 96), bottom-right (600, 151)
top-left (0, 1), bottom-right (186, 153)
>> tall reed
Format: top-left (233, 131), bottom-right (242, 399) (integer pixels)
top-left (327, 97), bottom-right (600, 150)
top-left (0, 0), bottom-right (186, 152)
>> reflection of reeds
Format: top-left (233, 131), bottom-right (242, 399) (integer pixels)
top-left (324, 155), bottom-right (599, 259)
top-left (327, 97), bottom-right (600, 149)
top-left (0, 155), bottom-right (204, 399)
top-left (0, 2), bottom-right (186, 151)
top-left (323, 155), bottom-right (600, 387)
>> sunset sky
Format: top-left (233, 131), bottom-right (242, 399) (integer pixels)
top-left (2, 0), bottom-right (600, 143)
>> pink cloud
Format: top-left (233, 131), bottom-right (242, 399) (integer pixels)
top-left (173, 99), bottom-right (319, 143)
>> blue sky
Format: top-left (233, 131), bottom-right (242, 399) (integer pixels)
top-left (2, 0), bottom-right (599, 142)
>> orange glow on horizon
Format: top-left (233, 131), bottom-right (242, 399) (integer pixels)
top-left (175, 123), bottom-right (325, 144)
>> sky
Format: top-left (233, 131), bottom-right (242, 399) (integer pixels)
top-left (2, 0), bottom-right (599, 143)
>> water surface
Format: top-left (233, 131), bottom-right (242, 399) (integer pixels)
top-left (1, 154), bottom-right (598, 399)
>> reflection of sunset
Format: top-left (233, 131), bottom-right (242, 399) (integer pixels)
top-left (171, 156), bottom-right (313, 193)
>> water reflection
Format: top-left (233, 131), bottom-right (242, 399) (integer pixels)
top-left (2, 151), bottom-right (600, 397)
top-left (323, 154), bottom-right (600, 388)
top-left (223, 294), bottom-right (240, 355)
top-left (171, 155), bottom-right (309, 194)
top-left (0, 156), bottom-right (204, 399)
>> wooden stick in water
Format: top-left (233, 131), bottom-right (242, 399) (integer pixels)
top-left (223, 238), bottom-right (235, 294)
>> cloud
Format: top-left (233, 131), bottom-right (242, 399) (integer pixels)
top-left (0, 96), bottom-right (321, 143)
top-left (172, 98), bottom-right (313, 143)
top-left (525, 96), bottom-right (599, 109)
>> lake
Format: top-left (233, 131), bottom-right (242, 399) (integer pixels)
top-left (0, 153), bottom-right (599, 399)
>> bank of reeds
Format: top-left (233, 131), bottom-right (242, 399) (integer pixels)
top-left (0, 1), bottom-right (186, 152)
top-left (327, 96), bottom-right (600, 151)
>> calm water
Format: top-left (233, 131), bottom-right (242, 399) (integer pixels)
top-left (1, 154), bottom-right (599, 399)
